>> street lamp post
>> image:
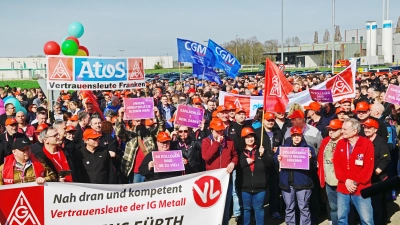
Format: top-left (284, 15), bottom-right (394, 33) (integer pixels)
top-left (235, 35), bottom-right (238, 57)
top-left (281, 0), bottom-right (284, 65)
top-left (366, 21), bottom-right (374, 70)
top-left (331, 0), bottom-right (335, 74)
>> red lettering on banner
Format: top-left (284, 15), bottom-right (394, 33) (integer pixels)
top-left (0, 186), bottom-right (44, 225)
top-left (224, 95), bottom-right (250, 118)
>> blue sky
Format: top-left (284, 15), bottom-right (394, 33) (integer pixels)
top-left (0, 0), bottom-right (399, 58)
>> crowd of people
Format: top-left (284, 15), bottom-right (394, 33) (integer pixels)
top-left (0, 70), bottom-right (399, 225)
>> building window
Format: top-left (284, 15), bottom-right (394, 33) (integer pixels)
top-left (352, 37), bottom-right (355, 43)
top-left (360, 36), bottom-right (364, 43)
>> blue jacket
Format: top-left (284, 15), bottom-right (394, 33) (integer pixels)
top-left (104, 103), bottom-right (122, 116)
top-left (274, 139), bottom-right (317, 191)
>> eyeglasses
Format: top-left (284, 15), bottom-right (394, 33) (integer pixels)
top-left (7, 107), bottom-right (15, 110)
top-left (178, 130), bottom-right (189, 133)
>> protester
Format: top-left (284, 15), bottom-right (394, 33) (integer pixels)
top-left (333, 118), bottom-right (374, 225)
top-left (0, 138), bottom-right (56, 185)
top-left (238, 127), bottom-right (271, 225)
top-left (275, 126), bottom-right (317, 225)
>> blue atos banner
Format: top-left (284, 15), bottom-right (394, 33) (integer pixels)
top-left (46, 56), bottom-right (145, 90)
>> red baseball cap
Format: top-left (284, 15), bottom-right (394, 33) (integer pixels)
top-left (157, 132), bottom-right (172, 142)
top-left (287, 110), bottom-right (305, 119)
top-left (362, 118), bottom-right (379, 129)
top-left (5, 118), bottom-right (17, 126)
top-left (209, 118), bottom-right (225, 131)
top-left (335, 107), bottom-right (346, 114)
top-left (304, 102), bottom-right (321, 111)
top-left (35, 124), bottom-right (48, 133)
top-left (326, 119), bottom-right (343, 129)
top-left (83, 129), bottom-right (102, 140)
top-left (264, 112), bottom-right (275, 120)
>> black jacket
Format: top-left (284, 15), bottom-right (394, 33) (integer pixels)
top-left (238, 146), bottom-right (272, 193)
top-left (171, 137), bottom-right (205, 174)
top-left (73, 124), bottom-right (85, 150)
top-left (0, 132), bottom-right (29, 165)
top-left (371, 135), bottom-right (391, 183)
top-left (254, 126), bottom-right (283, 174)
top-left (73, 146), bottom-right (116, 184)
top-left (273, 118), bottom-right (292, 136)
top-left (307, 116), bottom-right (330, 138)
top-left (139, 150), bottom-right (183, 182)
top-left (227, 122), bottom-right (246, 150)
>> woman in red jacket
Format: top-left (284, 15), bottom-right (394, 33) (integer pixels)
top-left (202, 118), bottom-right (238, 225)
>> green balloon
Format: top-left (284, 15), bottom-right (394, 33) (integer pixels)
top-left (61, 40), bottom-right (79, 56)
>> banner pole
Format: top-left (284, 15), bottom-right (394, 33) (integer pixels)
top-left (179, 62), bottom-right (183, 92)
top-left (260, 110), bottom-right (265, 156)
top-left (47, 90), bottom-right (51, 121)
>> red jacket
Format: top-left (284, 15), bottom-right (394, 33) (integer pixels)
top-left (317, 137), bottom-right (331, 188)
top-left (333, 136), bottom-right (374, 195)
top-left (18, 124), bottom-right (36, 141)
top-left (202, 136), bottom-right (238, 171)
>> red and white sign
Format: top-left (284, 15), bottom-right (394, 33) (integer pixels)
top-left (0, 169), bottom-right (229, 225)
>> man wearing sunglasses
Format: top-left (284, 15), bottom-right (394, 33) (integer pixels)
top-left (73, 129), bottom-right (116, 184)
top-left (0, 138), bottom-right (56, 185)
top-left (170, 126), bottom-right (204, 174)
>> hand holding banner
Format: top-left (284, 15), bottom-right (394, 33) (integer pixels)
top-left (152, 150), bottom-right (185, 173)
top-left (174, 105), bottom-right (204, 129)
top-left (279, 147), bottom-right (310, 170)
top-left (123, 97), bottom-right (154, 120)
top-left (309, 89), bottom-right (333, 103)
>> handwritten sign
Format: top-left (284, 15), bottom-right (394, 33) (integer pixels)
top-left (280, 147), bottom-right (309, 170)
top-left (152, 150), bottom-right (185, 173)
top-left (174, 105), bottom-right (204, 128)
top-left (123, 97), bottom-right (154, 120)
top-left (309, 89), bottom-right (333, 103)
top-left (384, 84), bottom-right (400, 105)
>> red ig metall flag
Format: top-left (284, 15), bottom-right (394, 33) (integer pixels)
top-left (263, 58), bottom-right (293, 112)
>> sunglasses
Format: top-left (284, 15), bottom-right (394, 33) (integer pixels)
top-left (178, 130), bottom-right (189, 133)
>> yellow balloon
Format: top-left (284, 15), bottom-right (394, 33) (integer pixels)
top-left (75, 49), bottom-right (87, 56)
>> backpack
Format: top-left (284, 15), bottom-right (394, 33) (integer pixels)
top-left (384, 121), bottom-right (397, 150)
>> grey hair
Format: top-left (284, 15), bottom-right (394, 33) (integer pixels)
top-left (39, 127), bottom-right (55, 141)
top-left (344, 118), bottom-right (361, 133)
top-left (105, 109), bottom-right (116, 118)
top-left (53, 120), bottom-right (65, 129)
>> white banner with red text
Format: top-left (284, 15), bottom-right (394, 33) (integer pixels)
top-left (219, 61), bottom-right (356, 117)
top-left (0, 169), bottom-right (229, 225)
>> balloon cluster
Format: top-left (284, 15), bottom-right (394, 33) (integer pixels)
top-left (1, 98), bottom-right (27, 115)
top-left (43, 22), bottom-right (89, 56)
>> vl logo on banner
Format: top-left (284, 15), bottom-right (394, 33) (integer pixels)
top-left (47, 56), bottom-right (145, 90)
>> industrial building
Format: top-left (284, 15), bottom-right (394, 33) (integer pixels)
top-left (0, 55), bottom-right (173, 80)
top-left (265, 3), bottom-right (398, 69)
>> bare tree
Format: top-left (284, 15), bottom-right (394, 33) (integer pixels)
top-left (323, 29), bottom-right (330, 43)
top-left (292, 36), bottom-right (301, 47)
top-left (284, 37), bottom-right (292, 47)
top-left (334, 26), bottom-right (342, 42)
top-left (396, 16), bottom-right (400, 33)
top-left (314, 31), bottom-right (319, 44)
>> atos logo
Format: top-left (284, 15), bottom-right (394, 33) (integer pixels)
top-left (75, 58), bottom-right (128, 81)
top-left (192, 176), bottom-right (222, 208)
top-left (215, 47), bottom-right (236, 66)
top-left (185, 41), bottom-right (207, 56)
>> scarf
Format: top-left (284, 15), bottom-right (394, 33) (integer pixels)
top-left (2, 154), bottom-right (44, 185)
top-left (43, 147), bottom-right (72, 182)
top-left (244, 147), bottom-right (256, 172)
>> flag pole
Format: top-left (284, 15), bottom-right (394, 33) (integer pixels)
top-left (179, 62), bottom-right (184, 92)
top-left (260, 110), bottom-right (265, 157)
